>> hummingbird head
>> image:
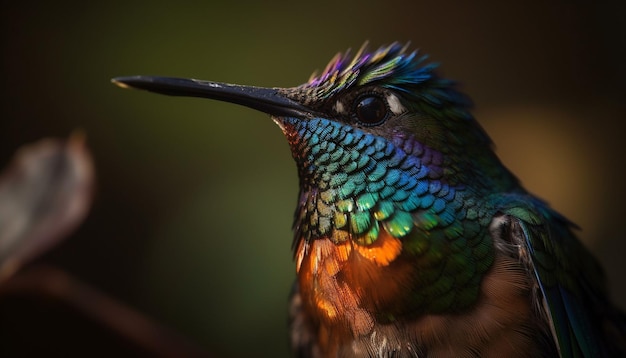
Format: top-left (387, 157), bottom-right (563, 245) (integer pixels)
top-left (272, 43), bottom-right (495, 187)
top-left (112, 43), bottom-right (515, 249)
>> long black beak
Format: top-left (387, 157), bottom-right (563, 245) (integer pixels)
top-left (111, 76), bottom-right (311, 118)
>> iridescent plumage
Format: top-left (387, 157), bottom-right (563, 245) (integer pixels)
top-left (113, 43), bottom-right (626, 357)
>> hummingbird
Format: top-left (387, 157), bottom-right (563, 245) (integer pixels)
top-left (113, 43), bottom-right (625, 357)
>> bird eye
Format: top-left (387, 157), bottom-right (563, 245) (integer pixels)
top-left (353, 95), bottom-right (389, 126)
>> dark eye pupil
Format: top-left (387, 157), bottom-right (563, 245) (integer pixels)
top-left (355, 96), bottom-right (387, 126)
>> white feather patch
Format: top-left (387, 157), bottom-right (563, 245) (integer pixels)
top-left (334, 100), bottom-right (346, 114)
top-left (386, 93), bottom-right (406, 115)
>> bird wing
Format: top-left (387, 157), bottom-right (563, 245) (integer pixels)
top-left (499, 197), bottom-right (624, 358)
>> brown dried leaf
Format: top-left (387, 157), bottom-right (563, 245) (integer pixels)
top-left (0, 133), bottom-right (94, 282)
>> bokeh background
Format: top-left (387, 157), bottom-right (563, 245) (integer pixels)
top-left (1, 1), bottom-right (625, 357)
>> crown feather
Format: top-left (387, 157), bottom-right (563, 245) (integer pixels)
top-left (302, 42), bottom-right (438, 98)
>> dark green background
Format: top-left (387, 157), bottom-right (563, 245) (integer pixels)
top-left (1, 1), bottom-right (625, 357)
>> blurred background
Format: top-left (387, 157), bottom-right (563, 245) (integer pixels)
top-left (1, 1), bottom-right (624, 357)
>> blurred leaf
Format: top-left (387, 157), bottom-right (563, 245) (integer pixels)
top-left (0, 133), bottom-right (94, 282)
